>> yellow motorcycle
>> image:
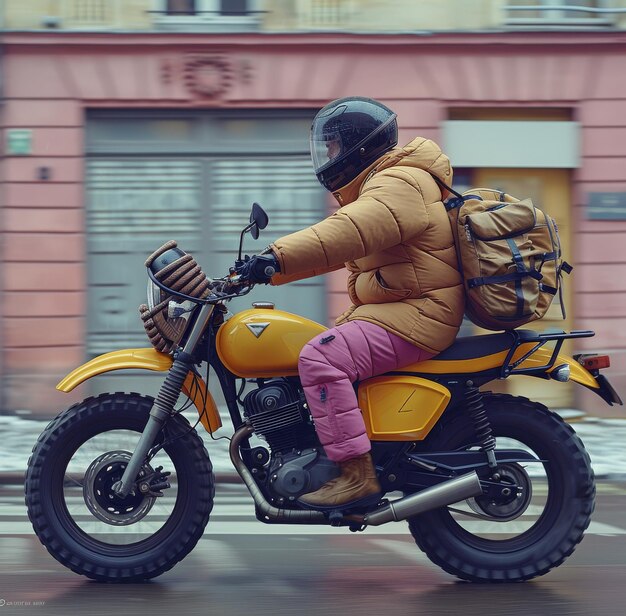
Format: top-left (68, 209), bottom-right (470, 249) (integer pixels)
top-left (25, 204), bottom-right (621, 583)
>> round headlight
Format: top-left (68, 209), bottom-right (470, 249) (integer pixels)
top-left (140, 241), bottom-right (211, 354)
top-left (147, 279), bottom-right (162, 312)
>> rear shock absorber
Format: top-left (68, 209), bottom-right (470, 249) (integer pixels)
top-left (465, 381), bottom-right (498, 470)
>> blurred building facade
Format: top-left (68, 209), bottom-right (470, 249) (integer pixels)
top-left (1, 0), bottom-right (626, 417)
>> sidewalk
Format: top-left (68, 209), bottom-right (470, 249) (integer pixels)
top-left (1, 411), bottom-right (625, 483)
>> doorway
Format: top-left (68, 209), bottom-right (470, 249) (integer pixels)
top-left (473, 167), bottom-right (574, 408)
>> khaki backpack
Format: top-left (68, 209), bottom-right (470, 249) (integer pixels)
top-left (433, 178), bottom-right (572, 331)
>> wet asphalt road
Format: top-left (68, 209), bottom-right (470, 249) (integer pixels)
top-left (1, 483), bottom-right (626, 616)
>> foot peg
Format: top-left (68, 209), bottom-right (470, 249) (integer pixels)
top-left (325, 494), bottom-right (383, 527)
top-left (328, 510), bottom-right (343, 527)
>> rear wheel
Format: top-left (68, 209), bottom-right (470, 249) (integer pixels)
top-left (25, 392), bottom-right (215, 582)
top-left (408, 394), bottom-right (595, 582)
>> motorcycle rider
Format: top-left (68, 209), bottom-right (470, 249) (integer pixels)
top-left (238, 97), bottom-right (464, 509)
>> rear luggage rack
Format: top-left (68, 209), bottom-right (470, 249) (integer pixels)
top-left (500, 329), bottom-right (595, 378)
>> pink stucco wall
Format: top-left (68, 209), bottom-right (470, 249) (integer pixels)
top-left (2, 31), bottom-right (626, 415)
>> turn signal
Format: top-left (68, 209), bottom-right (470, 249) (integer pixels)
top-left (579, 355), bottom-right (611, 370)
top-left (551, 364), bottom-right (571, 382)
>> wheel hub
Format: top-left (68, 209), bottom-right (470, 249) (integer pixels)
top-left (468, 463), bottom-right (532, 521)
top-left (83, 451), bottom-right (158, 526)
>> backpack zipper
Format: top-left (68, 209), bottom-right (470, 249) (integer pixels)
top-left (464, 224), bottom-right (472, 242)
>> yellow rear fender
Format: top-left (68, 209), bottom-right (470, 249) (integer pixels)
top-left (520, 349), bottom-right (622, 405)
top-left (517, 348), bottom-right (599, 389)
top-left (414, 345), bottom-right (599, 390)
top-left (56, 348), bottom-right (222, 434)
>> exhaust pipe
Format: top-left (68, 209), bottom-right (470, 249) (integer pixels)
top-left (230, 424), bottom-right (327, 524)
top-left (361, 471), bottom-right (483, 526)
top-left (230, 424), bottom-right (483, 526)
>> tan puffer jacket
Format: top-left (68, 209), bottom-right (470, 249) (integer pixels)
top-left (270, 137), bottom-right (465, 354)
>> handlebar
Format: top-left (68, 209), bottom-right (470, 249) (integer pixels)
top-left (147, 267), bottom-right (255, 306)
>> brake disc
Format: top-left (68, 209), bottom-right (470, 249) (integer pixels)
top-left (467, 462), bottom-right (533, 522)
top-left (82, 451), bottom-right (157, 526)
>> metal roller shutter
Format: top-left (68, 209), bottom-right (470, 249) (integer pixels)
top-left (210, 157), bottom-right (327, 319)
top-left (87, 159), bottom-right (203, 356)
top-left (85, 112), bottom-right (327, 396)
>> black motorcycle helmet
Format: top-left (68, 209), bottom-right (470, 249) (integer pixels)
top-left (310, 97), bottom-right (398, 192)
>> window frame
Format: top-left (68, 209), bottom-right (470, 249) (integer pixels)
top-left (153, 0), bottom-right (261, 30)
top-left (505, 0), bottom-right (618, 28)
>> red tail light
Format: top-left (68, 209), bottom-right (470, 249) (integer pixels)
top-left (579, 355), bottom-right (611, 370)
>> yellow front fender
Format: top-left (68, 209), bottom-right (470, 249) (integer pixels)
top-left (56, 348), bottom-right (222, 434)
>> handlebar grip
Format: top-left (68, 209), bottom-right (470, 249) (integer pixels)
top-left (263, 266), bottom-right (276, 278)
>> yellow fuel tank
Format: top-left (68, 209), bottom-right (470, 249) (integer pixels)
top-left (215, 308), bottom-right (326, 378)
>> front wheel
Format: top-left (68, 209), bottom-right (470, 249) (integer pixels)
top-left (25, 393), bottom-right (215, 582)
top-left (408, 394), bottom-right (595, 582)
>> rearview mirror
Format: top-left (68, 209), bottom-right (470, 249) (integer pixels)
top-left (250, 202), bottom-right (269, 240)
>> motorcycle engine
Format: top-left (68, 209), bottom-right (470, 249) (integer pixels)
top-left (243, 379), bottom-right (340, 502)
top-left (243, 379), bottom-right (310, 454)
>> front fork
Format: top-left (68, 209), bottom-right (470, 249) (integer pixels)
top-left (113, 304), bottom-right (215, 498)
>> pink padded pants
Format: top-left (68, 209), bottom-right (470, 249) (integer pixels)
top-left (298, 320), bottom-right (434, 462)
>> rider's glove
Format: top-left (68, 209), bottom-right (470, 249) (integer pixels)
top-left (236, 253), bottom-right (280, 284)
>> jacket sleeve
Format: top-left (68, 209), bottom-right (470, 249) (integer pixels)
top-left (270, 169), bottom-right (429, 278)
top-left (270, 262), bottom-right (344, 286)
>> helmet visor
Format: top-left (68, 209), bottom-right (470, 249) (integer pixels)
top-left (310, 107), bottom-right (348, 175)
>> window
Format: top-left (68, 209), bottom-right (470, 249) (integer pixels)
top-left (165, 0), bottom-right (249, 16)
top-left (155, 0), bottom-right (259, 30)
top-left (505, 0), bottom-right (619, 27)
top-left (166, 0), bottom-right (196, 15)
top-left (220, 0), bottom-right (248, 16)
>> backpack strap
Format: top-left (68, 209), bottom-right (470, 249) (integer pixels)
top-left (430, 175), bottom-right (485, 211)
top-left (506, 238), bottom-right (532, 318)
top-left (430, 175), bottom-right (465, 201)
top-left (556, 261), bottom-right (573, 320)
top-left (468, 269), bottom-right (543, 289)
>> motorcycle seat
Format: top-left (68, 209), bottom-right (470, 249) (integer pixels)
top-left (400, 329), bottom-right (542, 374)
top-left (435, 329), bottom-right (541, 361)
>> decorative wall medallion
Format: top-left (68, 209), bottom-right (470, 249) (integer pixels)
top-left (184, 55), bottom-right (232, 100)
top-left (160, 58), bottom-right (173, 84)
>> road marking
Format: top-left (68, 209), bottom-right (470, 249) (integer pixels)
top-left (3, 518), bottom-right (626, 537)
top-left (200, 538), bottom-right (249, 572)
top-left (369, 538), bottom-right (431, 564)
top-left (588, 521), bottom-right (626, 536)
top-left (4, 494), bottom-right (626, 536)
top-left (0, 520), bottom-right (411, 536)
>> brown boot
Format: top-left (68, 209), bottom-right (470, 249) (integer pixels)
top-left (299, 452), bottom-right (382, 510)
